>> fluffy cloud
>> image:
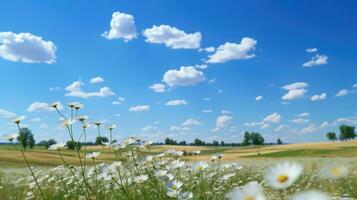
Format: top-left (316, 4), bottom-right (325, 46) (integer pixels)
top-left (205, 37), bottom-right (257, 64)
top-left (0, 32), bottom-right (56, 64)
top-left (301, 125), bottom-right (317, 134)
top-left (163, 66), bottom-right (205, 87)
top-left (142, 126), bottom-right (158, 132)
top-left (244, 121), bottom-right (264, 127)
top-left (336, 89), bottom-right (349, 97)
top-left (264, 112), bottom-right (282, 123)
top-left (90, 77), bottom-right (104, 84)
top-left (143, 25), bottom-right (201, 49)
top-left (27, 101), bottom-right (63, 112)
top-left (274, 125), bottom-right (289, 132)
top-left (202, 109), bottom-right (212, 113)
top-left (199, 46), bottom-right (215, 53)
top-left (335, 116), bottom-right (357, 125)
top-left (291, 118), bottom-right (309, 124)
top-left (306, 48), bottom-right (317, 53)
top-left (0, 109), bottom-right (16, 119)
top-left (65, 81), bottom-right (115, 99)
top-left (282, 82), bottom-right (308, 100)
top-left (149, 83), bottom-right (166, 93)
top-left (303, 54), bottom-right (328, 67)
top-left (129, 105), bottom-right (150, 112)
top-left (181, 119), bottom-right (201, 126)
top-left (211, 115), bottom-right (232, 132)
top-left (310, 93), bottom-right (327, 101)
top-left (353, 83), bottom-right (357, 88)
top-left (102, 11), bottom-right (137, 41)
top-left (112, 97), bottom-right (125, 105)
top-left (255, 95), bottom-right (263, 101)
top-left (296, 112), bottom-right (309, 118)
top-left (165, 99), bottom-right (187, 106)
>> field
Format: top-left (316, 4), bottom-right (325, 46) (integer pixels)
top-left (1, 140), bottom-right (357, 167)
top-left (1, 140), bottom-right (357, 199)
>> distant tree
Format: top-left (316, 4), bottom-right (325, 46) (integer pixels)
top-left (242, 132), bottom-right (251, 146)
top-left (38, 139), bottom-right (57, 149)
top-left (212, 140), bottom-right (219, 146)
top-left (17, 128), bottom-right (35, 150)
top-left (194, 138), bottom-right (204, 146)
top-left (326, 132), bottom-right (337, 142)
top-left (339, 125), bottom-right (355, 141)
top-left (67, 141), bottom-right (82, 150)
top-left (95, 136), bottom-right (109, 145)
top-left (178, 141), bottom-right (186, 145)
top-left (220, 141), bottom-right (225, 146)
top-left (277, 138), bottom-right (283, 144)
top-left (250, 132), bottom-right (264, 145)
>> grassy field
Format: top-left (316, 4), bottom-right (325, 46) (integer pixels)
top-left (0, 140), bottom-right (356, 167)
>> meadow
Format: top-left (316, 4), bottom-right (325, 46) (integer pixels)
top-left (1, 140), bottom-right (357, 199)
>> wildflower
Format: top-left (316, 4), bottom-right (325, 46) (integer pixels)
top-left (48, 142), bottom-right (67, 151)
top-left (134, 175), bottom-right (148, 183)
top-left (86, 152), bottom-right (101, 159)
top-left (93, 121), bottom-right (102, 126)
top-left (166, 180), bottom-right (183, 197)
top-left (321, 165), bottom-right (349, 179)
top-left (74, 103), bottom-right (83, 110)
top-left (107, 124), bottom-right (117, 131)
top-left (154, 170), bottom-right (168, 177)
top-left (192, 150), bottom-right (201, 155)
top-left (228, 181), bottom-right (266, 200)
top-left (210, 155), bottom-right (218, 162)
top-left (265, 162), bottom-right (303, 189)
top-left (61, 119), bottom-right (76, 127)
top-left (216, 153), bottom-right (224, 159)
top-left (6, 133), bottom-right (19, 142)
top-left (290, 190), bottom-right (330, 200)
top-left (194, 161), bottom-right (209, 171)
top-left (170, 160), bottom-right (185, 169)
top-left (50, 102), bottom-right (61, 109)
top-left (13, 115), bottom-right (26, 124)
top-left (68, 102), bottom-right (79, 108)
top-left (122, 137), bottom-right (136, 146)
top-left (77, 115), bottom-right (88, 123)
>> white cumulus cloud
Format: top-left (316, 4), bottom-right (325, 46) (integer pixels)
top-left (165, 99), bottom-right (187, 106)
top-left (0, 109), bottom-right (16, 119)
top-left (90, 77), bottom-right (104, 84)
top-left (211, 115), bottom-right (232, 132)
top-left (143, 25), bottom-right (201, 49)
top-left (205, 37), bottom-right (257, 64)
top-left (255, 96), bottom-right (263, 101)
top-left (282, 82), bottom-right (308, 100)
top-left (0, 32), bottom-right (56, 64)
top-left (65, 81), bottom-right (115, 99)
top-left (336, 89), bottom-right (349, 97)
top-left (303, 54), bottom-right (328, 67)
top-left (181, 118), bottom-right (201, 126)
top-left (129, 105), bottom-right (150, 112)
top-left (163, 66), bottom-right (205, 87)
top-left (102, 11), bottom-right (137, 41)
top-left (310, 93), bottom-right (327, 101)
top-left (306, 48), bottom-right (317, 53)
top-left (27, 101), bottom-right (63, 112)
top-left (149, 83), bottom-right (166, 93)
top-left (264, 112), bottom-right (282, 123)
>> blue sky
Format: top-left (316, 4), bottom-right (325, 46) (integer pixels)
top-left (0, 0), bottom-right (357, 143)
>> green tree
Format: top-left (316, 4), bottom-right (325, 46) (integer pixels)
top-left (95, 136), bottom-right (109, 145)
top-left (242, 132), bottom-right (251, 146)
top-left (339, 125), bottom-right (355, 141)
top-left (277, 138), bottom-right (283, 144)
top-left (326, 132), bottom-right (337, 142)
top-left (67, 141), bottom-right (82, 150)
top-left (17, 128), bottom-right (35, 150)
top-left (250, 132), bottom-right (264, 145)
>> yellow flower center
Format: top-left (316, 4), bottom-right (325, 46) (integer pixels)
top-left (172, 185), bottom-right (177, 190)
top-left (245, 196), bottom-right (255, 200)
top-left (330, 167), bottom-right (341, 177)
top-left (277, 174), bottom-right (289, 183)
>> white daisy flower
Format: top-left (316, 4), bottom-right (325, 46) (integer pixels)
top-left (194, 161), bottom-right (209, 172)
top-left (86, 152), bottom-right (101, 159)
top-left (48, 142), bottom-right (67, 151)
top-left (229, 181), bottom-right (266, 200)
top-left (166, 180), bottom-right (183, 197)
top-left (265, 161), bottom-right (303, 189)
top-left (6, 133), bottom-right (19, 142)
top-left (290, 190), bottom-right (330, 200)
top-left (154, 170), bottom-right (168, 177)
top-left (321, 165), bottom-right (349, 179)
top-left (12, 115), bottom-right (26, 124)
top-left (61, 119), bottom-right (76, 127)
top-left (134, 175), bottom-right (148, 183)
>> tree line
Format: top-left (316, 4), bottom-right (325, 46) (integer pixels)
top-left (326, 125), bottom-right (355, 142)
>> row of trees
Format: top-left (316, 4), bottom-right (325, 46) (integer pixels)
top-left (163, 131), bottom-right (276, 147)
top-left (326, 125), bottom-right (355, 141)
